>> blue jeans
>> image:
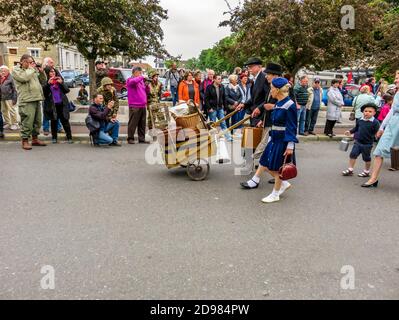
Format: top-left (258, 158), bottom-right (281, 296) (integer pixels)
top-left (43, 113), bottom-right (62, 132)
top-left (208, 109), bottom-right (232, 140)
top-left (297, 105), bottom-right (307, 134)
top-left (171, 86), bottom-right (178, 106)
top-left (232, 109), bottom-right (246, 130)
top-left (97, 121), bottom-right (120, 145)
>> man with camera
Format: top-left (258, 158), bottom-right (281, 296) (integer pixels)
top-left (12, 54), bottom-right (47, 150)
top-left (126, 66), bottom-right (150, 144)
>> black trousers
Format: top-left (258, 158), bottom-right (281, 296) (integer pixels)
top-left (305, 109), bottom-right (319, 133)
top-left (51, 103), bottom-right (72, 140)
top-left (128, 107), bottom-right (146, 142)
top-left (324, 119), bottom-right (336, 135)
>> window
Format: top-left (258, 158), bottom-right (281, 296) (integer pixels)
top-left (30, 49), bottom-right (40, 58)
top-left (65, 52), bottom-right (71, 68)
top-left (8, 48), bottom-right (18, 55)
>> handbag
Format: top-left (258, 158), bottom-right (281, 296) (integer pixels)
top-left (68, 101), bottom-right (77, 112)
top-left (279, 155), bottom-right (297, 181)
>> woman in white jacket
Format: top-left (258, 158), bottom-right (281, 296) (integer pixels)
top-left (324, 79), bottom-right (344, 138)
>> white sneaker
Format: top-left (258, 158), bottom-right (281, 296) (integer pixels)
top-left (10, 124), bottom-right (19, 131)
top-left (3, 124), bottom-right (10, 130)
top-left (278, 182), bottom-right (291, 196)
top-left (261, 193), bottom-right (280, 203)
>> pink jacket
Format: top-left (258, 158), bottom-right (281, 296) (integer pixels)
top-left (378, 104), bottom-right (391, 122)
top-left (127, 76), bottom-right (150, 108)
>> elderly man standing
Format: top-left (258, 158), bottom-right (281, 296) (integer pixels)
top-left (294, 75), bottom-right (310, 136)
top-left (164, 62), bottom-right (180, 106)
top-left (242, 57), bottom-right (268, 127)
top-left (12, 54), bottom-right (47, 150)
top-left (0, 65), bottom-right (18, 131)
top-left (126, 66), bottom-right (150, 144)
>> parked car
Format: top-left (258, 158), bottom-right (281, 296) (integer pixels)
top-left (322, 84), bottom-right (360, 107)
top-left (76, 73), bottom-right (89, 86)
top-left (60, 70), bottom-right (83, 88)
top-left (107, 68), bottom-right (132, 94)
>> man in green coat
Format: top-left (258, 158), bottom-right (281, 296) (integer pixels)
top-left (12, 54), bottom-right (47, 150)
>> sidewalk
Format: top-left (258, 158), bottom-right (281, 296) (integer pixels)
top-left (1, 104), bottom-right (354, 142)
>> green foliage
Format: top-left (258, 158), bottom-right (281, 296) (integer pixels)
top-left (0, 0), bottom-right (168, 93)
top-left (221, 0), bottom-right (388, 76)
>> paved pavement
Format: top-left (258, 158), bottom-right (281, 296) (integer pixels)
top-left (0, 141), bottom-right (398, 299)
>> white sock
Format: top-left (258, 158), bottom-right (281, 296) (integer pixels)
top-left (348, 168), bottom-right (354, 171)
top-left (281, 181), bottom-right (289, 189)
top-left (247, 175), bottom-right (260, 188)
top-left (271, 189), bottom-right (279, 197)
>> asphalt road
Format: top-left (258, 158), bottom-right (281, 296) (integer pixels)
top-left (0, 141), bottom-right (399, 300)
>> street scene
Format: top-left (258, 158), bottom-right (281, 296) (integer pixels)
top-left (1, 0), bottom-right (399, 303)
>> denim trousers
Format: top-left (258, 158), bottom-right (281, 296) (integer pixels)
top-left (305, 108), bottom-right (320, 133)
top-left (43, 112), bottom-right (62, 132)
top-left (208, 109), bottom-right (232, 140)
top-left (297, 105), bottom-right (307, 134)
top-left (171, 86), bottom-right (178, 106)
top-left (97, 121), bottom-right (120, 145)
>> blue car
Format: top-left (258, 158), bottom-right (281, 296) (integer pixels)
top-left (322, 84), bottom-right (360, 107)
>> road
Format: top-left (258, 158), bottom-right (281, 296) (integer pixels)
top-left (0, 141), bottom-right (398, 299)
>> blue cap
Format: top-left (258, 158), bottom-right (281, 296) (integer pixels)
top-left (271, 77), bottom-right (288, 89)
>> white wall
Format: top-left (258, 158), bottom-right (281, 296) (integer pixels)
top-left (58, 45), bottom-right (87, 72)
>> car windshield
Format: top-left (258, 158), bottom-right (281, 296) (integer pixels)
top-left (61, 71), bottom-right (75, 78)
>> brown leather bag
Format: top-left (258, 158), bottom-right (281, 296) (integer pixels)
top-left (279, 155), bottom-right (297, 180)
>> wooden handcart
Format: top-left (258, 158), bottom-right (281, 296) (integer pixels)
top-left (150, 102), bottom-right (250, 181)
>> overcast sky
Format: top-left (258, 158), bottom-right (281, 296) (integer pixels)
top-left (159, 0), bottom-right (240, 59)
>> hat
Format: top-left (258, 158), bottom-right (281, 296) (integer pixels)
top-left (271, 77), bottom-right (289, 89)
top-left (243, 57), bottom-right (262, 67)
top-left (361, 103), bottom-right (378, 112)
top-left (95, 60), bottom-right (104, 65)
top-left (314, 77), bottom-right (321, 83)
top-left (264, 62), bottom-right (283, 75)
top-left (149, 70), bottom-right (159, 78)
top-left (101, 77), bottom-right (113, 86)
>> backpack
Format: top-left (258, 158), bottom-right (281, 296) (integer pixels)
top-left (85, 114), bottom-right (100, 133)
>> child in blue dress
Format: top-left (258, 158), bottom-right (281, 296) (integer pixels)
top-left (241, 77), bottom-right (298, 203)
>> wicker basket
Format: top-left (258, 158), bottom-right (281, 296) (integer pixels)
top-left (173, 113), bottom-right (201, 129)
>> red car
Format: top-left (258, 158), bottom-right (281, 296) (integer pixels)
top-left (107, 68), bottom-right (132, 94)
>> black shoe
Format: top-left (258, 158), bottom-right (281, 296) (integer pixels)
top-left (268, 178), bottom-right (275, 184)
top-left (0, 132), bottom-right (4, 138)
top-left (67, 139), bottom-right (74, 144)
top-left (240, 180), bottom-right (259, 189)
top-left (110, 142), bottom-right (122, 147)
top-left (52, 139), bottom-right (57, 144)
top-left (361, 181), bottom-right (379, 188)
top-left (139, 140), bottom-right (150, 144)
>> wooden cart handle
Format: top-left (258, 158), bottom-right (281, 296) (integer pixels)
top-left (217, 115), bottom-right (252, 138)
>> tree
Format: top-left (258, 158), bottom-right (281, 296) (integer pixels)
top-left (221, 0), bottom-right (388, 76)
top-left (0, 0), bottom-right (168, 94)
top-left (194, 35), bottom-right (242, 73)
top-left (373, 2), bottom-right (399, 80)
top-left (185, 57), bottom-right (200, 71)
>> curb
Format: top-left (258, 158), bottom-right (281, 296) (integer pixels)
top-left (1, 133), bottom-right (346, 143)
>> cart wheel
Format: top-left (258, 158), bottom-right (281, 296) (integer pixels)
top-left (187, 158), bottom-right (210, 181)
